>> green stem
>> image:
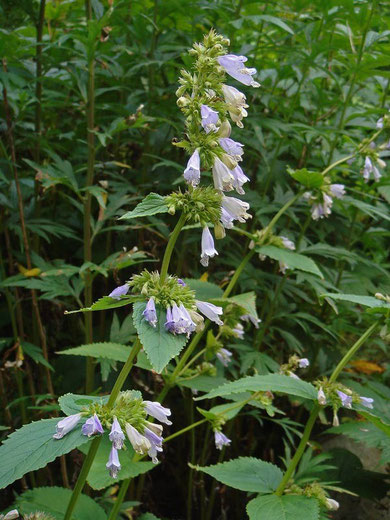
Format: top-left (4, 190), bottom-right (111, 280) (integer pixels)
top-left (160, 212), bottom-right (186, 283)
top-left (275, 319), bottom-right (380, 496)
top-left (107, 477), bottom-right (131, 520)
top-left (223, 249), bottom-right (255, 298)
top-left (64, 338), bottom-right (142, 520)
top-left (265, 191), bottom-right (303, 237)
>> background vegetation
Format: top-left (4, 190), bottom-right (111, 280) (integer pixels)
top-left (0, 1), bottom-right (389, 519)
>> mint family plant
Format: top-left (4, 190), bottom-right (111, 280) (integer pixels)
top-left (1, 5), bottom-right (390, 520)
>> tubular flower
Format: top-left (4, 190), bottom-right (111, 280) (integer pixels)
top-left (241, 314), bottom-right (261, 328)
top-left (329, 183), bottom-right (346, 199)
top-left (325, 498), bottom-right (340, 511)
top-left (360, 396), bottom-right (374, 409)
top-left (53, 413), bottom-right (82, 440)
top-left (108, 284), bottom-right (129, 300)
top-left (109, 416), bottom-right (125, 450)
top-left (200, 104), bottom-right (219, 133)
top-left (214, 430), bottom-right (232, 450)
top-left (106, 446), bottom-right (121, 478)
top-left (311, 193), bottom-right (333, 220)
top-left (195, 300), bottom-right (223, 325)
top-left (143, 426), bottom-right (163, 464)
top-left (200, 227), bottom-right (218, 267)
top-left (362, 156), bottom-right (382, 182)
top-left (317, 387), bottom-right (327, 405)
top-left (184, 149), bottom-right (201, 186)
top-left (81, 413), bottom-right (104, 437)
top-left (125, 423), bottom-right (151, 455)
top-left (337, 390), bottom-right (352, 409)
top-left (216, 347), bottom-right (233, 367)
top-left (218, 54), bottom-right (260, 87)
top-left (298, 358), bottom-right (309, 368)
top-left (144, 401), bottom-right (172, 425)
top-left (219, 137), bottom-right (244, 161)
top-left (212, 156), bottom-right (235, 191)
top-left (143, 297), bottom-right (158, 327)
top-left (165, 303), bottom-right (196, 336)
top-left (221, 84), bottom-right (249, 128)
top-left (221, 195), bottom-right (251, 228)
top-left (232, 323), bottom-right (245, 339)
top-left (230, 164), bottom-right (249, 194)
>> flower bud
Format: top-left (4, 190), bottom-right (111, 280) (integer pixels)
top-left (177, 96), bottom-right (190, 108)
top-left (214, 221), bottom-right (226, 239)
top-left (221, 153), bottom-right (237, 170)
top-left (168, 205), bottom-right (176, 215)
top-left (218, 120), bottom-right (231, 138)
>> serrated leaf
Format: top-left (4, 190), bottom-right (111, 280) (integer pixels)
top-left (194, 457), bottom-right (282, 493)
top-left (58, 342), bottom-right (132, 362)
top-left (195, 374), bottom-right (317, 401)
top-left (65, 295), bottom-right (138, 314)
top-left (133, 301), bottom-right (188, 372)
top-left (288, 167), bottom-right (324, 189)
top-left (58, 393), bottom-right (110, 415)
top-left (257, 246), bottom-right (323, 278)
top-left (0, 419), bottom-right (90, 489)
top-left (16, 486), bottom-right (106, 520)
top-left (79, 434), bottom-right (155, 490)
top-left (183, 278), bottom-right (224, 300)
top-left (230, 292), bottom-right (258, 320)
top-left (119, 193), bottom-right (168, 220)
top-left (247, 494), bottom-right (320, 520)
top-left (321, 293), bottom-right (390, 313)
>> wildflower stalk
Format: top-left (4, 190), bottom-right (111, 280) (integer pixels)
top-left (160, 212), bottom-right (187, 283)
top-left (274, 319), bottom-right (380, 496)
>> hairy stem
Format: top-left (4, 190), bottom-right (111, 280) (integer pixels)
top-left (160, 212), bottom-right (186, 283)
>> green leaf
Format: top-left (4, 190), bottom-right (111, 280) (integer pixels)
top-left (133, 301), bottom-right (188, 373)
top-left (321, 293), bottom-right (390, 313)
top-left (247, 494), bottom-right (320, 520)
top-left (230, 292), bottom-right (259, 321)
top-left (139, 514), bottom-right (161, 520)
top-left (79, 435), bottom-right (155, 490)
top-left (58, 342), bottom-right (132, 362)
top-left (58, 393), bottom-right (110, 415)
top-left (119, 193), bottom-right (168, 220)
top-left (0, 419), bottom-right (90, 489)
top-left (183, 278), bottom-right (224, 300)
top-left (288, 167), bottom-right (324, 189)
top-left (195, 374), bottom-right (318, 401)
top-left (257, 14), bottom-right (294, 34)
top-left (177, 375), bottom-right (228, 393)
top-left (64, 295), bottom-right (138, 314)
top-left (257, 246), bottom-right (323, 278)
top-left (21, 341), bottom-right (54, 371)
top-left (194, 457), bottom-right (282, 493)
top-left (15, 486), bottom-right (106, 520)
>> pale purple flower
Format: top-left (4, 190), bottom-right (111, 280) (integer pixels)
top-left (200, 104), bottom-right (219, 133)
top-left (144, 401), bottom-right (172, 425)
top-left (53, 413), bottom-right (82, 439)
top-left (330, 183), bottom-right (345, 199)
top-left (218, 54), bottom-right (260, 87)
top-left (108, 284), bottom-right (129, 300)
top-left (363, 156), bottom-right (381, 182)
top-left (377, 117), bottom-right (384, 129)
top-left (221, 84), bottom-right (248, 128)
top-left (233, 323), bottom-right (244, 339)
top-left (219, 137), bottom-right (244, 161)
top-left (106, 446), bottom-right (121, 478)
top-left (221, 195), bottom-right (251, 226)
top-left (287, 371), bottom-right (300, 380)
top-left (216, 347), bottom-right (233, 367)
top-left (165, 305), bottom-right (174, 332)
top-left (166, 302), bottom-right (196, 336)
top-left (212, 156), bottom-right (234, 191)
top-left (143, 297), bottom-right (158, 328)
top-left (184, 149), bottom-right (201, 186)
top-left (200, 227), bottom-right (218, 267)
top-left (298, 358), bottom-right (309, 368)
top-left (325, 498), bottom-right (339, 511)
top-left (3, 511), bottom-right (19, 520)
top-left (82, 413), bottom-right (104, 437)
top-left (317, 387), bottom-right (327, 405)
top-left (177, 279), bottom-right (186, 286)
top-left (241, 314), bottom-right (261, 328)
top-left (109, 416), bottom-right (125, 449)
top-left (179, 303), bottom-right (196, 336)
top-left (144, 426), bottom-right (163, 464)
top-left (281, 236), bottom-right (295, 250)
top-left (214, 430), bottom-right (232, 450)
top-left (231, 164), bottom-right (249, 194)
top-left (337, 390), bottom-right (352, 409)
top-left (311, 193), bottom-right (333, 220)
top-left (360, 396), bottom-right (374, 409)
top-left (195, 300), bottom-right (223, 325)
top-left (125, 423), bottom-right (151, 454)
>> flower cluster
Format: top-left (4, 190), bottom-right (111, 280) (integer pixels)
top-left (176, 30), bottom-right (259, 266)
top-left (303, 183), bottom-right (346, 220)
top-left (315, 381), bottom-right (374, 426)
top-left (280, 355), bottom-right (310, 379)
top-left (53, 391), bottom-right (172, 477)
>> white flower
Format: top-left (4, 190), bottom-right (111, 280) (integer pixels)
top-left (144, 401), bottom-right (172, 425)
top-left (125, 423), bottom-right (151, 454)
top-left (200, 227), bottom-right (218, 267)
top-left (362, 156), bottom-right (381, 182)
top-left (298, 358), bottom-right (309, 368)
top-left (231, 164), bottom-right (249, 194)
top-left (212, 156), bottom-right (235, 191)
top-left (184, 149), bottom-right (201, 186)
top-left (317, 387), bottom-right (327, 405)
top-left (216, 347), bottom-right (233, 367)
top-left (222, 84), bottom-right (249, 128)
top-left (196, 300), bottom-right (223, 325)
top-left (221, 195), bottom-right (251, 226)
top-left (280, 236), bottom-right (295, 250)
top-left (325, 498), bottom-right (339, 511)
top-left (329, 183), bottom-right (345, 199)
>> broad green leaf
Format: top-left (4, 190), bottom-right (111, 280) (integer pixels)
top-left (194, 457), bottom-right (282, 493)
top-left (288, 167), bottom-right (324, 189)
top-left (58, 342), bottom-right (131, 362)
top-left (0, 419), bottom-right (90, 489)
top-left (247, 494), bottom-right (320, 520)
top-left (183, 278), bottom-right (224, 300)
top-left (79, 435), bottom-right (155, 490)
top-left (139, 514), bottom-right (161, 520)
top-left (65, 295), bottom-right (139, 314)
top-left (58, 393), bottom-right (110, 415)
top-left (177, 375), bottom-right (228, 393)
top-left (133, 302), bottom-right (188, 372)
top-left (257, 14), bottom-right (294, 35)
top-left (257, 246), bottom-right (323, 278)
top-left (119, 193), bottom-right (168, 220)
top-left (321, 293), bottom-right (390, 313)
top-left (15, 486), bottom-right (106, 520)
top-left (21, 341), bottom-right (54, 370)
top-left (195, 374), bottom-right (317, 401)
top-left (230, 292), bottom-right (259, 320)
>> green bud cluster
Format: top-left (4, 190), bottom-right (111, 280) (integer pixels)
top-left (181, 361), bottom-right (217, 380)
top-left (288, 482), bottom-right (329, 508)
top-left (165, 186), bottom-right (222, 225)
top-left (24, 514), bottom-right (56, 520)
top-left (280, 355), bottom-right (302, 375)
top-left (129, 270), bottom-right (196, 309)
top-left (314, 379), bottom-right (362, 409)
top-left (85, 390), bottom-right (147, 432)
top-left (174, 30), bottom-right (232, 170)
